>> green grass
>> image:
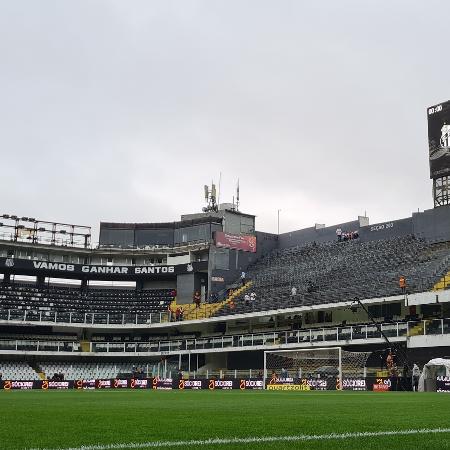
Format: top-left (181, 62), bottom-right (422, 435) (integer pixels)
top-left (0, 390), bottom-right (450, 450)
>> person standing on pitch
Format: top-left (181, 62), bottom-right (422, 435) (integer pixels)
top-left (412, 363), bottom-right (420, 391)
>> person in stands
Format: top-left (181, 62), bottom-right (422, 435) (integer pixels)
top-left (244, 293), bottom-right (250, 305)
top-left (241, 271), bottom-right (246, 286)
top-left (179, 305), bottom-right (184, 321)
top-left (176, 306), bottom-right (181, 321)
top-left (399, 276), bottom-right (406, 294)
top-left (412, 363), bottom-right (420, 391)
top-left (250, 291), bottom-right (256, 303)
top-left (167, 304), bottom-right (173, 322)
top-left (386, 350), bottom-right (395, 375)
top-left (193, 291), bottom-right (201, 308)
top-left (291, 286), bottom-right (297, 297)
top-left (336, 228), bottom-right (342, 242)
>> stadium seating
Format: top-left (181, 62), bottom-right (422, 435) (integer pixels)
top-left (215, 236), bottom-right (450, 316)
top-left (39, 362), bottom-right (132, 380)
top-left (0, 285), bottom-right (174, 318)
top-left (0, 361), bottom-right (161, 380)
top-left (0, 361), bottom-right (40, 380)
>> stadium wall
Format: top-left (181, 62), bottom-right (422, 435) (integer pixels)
top-left (278, 220), bottom-right (360, 249)
top-left (413, 205), bottom-right (450, 242)
top-left (359, 217), bottom-right (413, 242)
top-left (277, 205), bottom-right (450, 248)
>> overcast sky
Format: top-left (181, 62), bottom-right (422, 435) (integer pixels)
top-left (1, 1), bottom-right (448, 240)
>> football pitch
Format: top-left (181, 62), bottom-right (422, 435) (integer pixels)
top-left (1, 390), bottom-right (450, 450)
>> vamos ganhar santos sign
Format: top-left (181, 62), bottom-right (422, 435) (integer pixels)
top-left (0, 258), bottom-right (207, 280)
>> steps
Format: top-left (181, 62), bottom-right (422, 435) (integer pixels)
top-left (227, 281), bottom-right (253, 304)
top-left (432, 271), bottom-right (450, 291)
top-left (80, 340), bottom-right (91, 352)
top-left (169, 282), bottom-right (253, 321)
top-left (408, 321), bottom-right (427, 337)
top-left (31, 363), bottom-right (45, 380)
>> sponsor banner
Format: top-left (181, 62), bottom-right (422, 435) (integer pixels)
top-left (176, 378), bottom-right (264, 390)
top-left (130, 379), bottom-right (148, 389)
top-left (211, 276), bottom-right (225, 282)
top-left (372, 378), bottom-right (392, 392)
top-left (207, 379), bottom-right (235, 390)
top-left (428, 100), bottom-right (450, 178)
top-left (436, 376), bottom-right (450, 393)
top-left (2, 380), bottom-right (35, 390)
top-left (266, 377), bottom-right (330, 391)
top-left (177, 379), bottom-right (204, 390)
top-left (41, 380), bottom-right (72, 390)
top-left (151, 377), bottom-right (173, 390)
top-left (113, 379), bottom-right (129, 389)
top-left (267, 377), bottom-right (295, 385)
top-left (76, 379), bottom-right (96, 390)
top-left (341, 378), bottom-right (367, 391)
top-left (96, 379), bottom-right (112, 389)
top-left (2, 380), bottom-right (73, 390)
top-left (215, 232), bottom-right (256, 253)
top-left (267, 384), bottom-right (311, 391)
top-left (239, 379), bottom-right (264, 390)
top-left (0, 377), bottom-right (397, 392)
top-left (0, 258), bottom-right (207, 280)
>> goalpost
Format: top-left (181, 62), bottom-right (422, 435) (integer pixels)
top-left (263, 347), bottom-right (371, 390)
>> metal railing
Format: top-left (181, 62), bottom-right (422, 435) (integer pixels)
top-left (0, 309), bottom-right (172, 325)
top-left (1, 319), bottom-right (449, 354)
top-left (0, 305), bottom-right (235, 325)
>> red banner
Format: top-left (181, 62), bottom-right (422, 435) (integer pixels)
top-left (215, 232), bottom-right (256, 253)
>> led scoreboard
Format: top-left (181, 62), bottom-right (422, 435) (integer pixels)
top-left (428, 100), bottom-right (450, 178)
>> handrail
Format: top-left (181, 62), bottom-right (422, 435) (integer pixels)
top-left (0, 318), bottom-right (448, 354)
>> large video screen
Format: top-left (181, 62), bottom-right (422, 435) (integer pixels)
top-left (215, 232), bottom-right (256, 253)
top-left (428, 100), bottom-right (450, 178)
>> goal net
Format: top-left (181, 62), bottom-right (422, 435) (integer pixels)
top-left (264, 347), bottom-right (371, 390)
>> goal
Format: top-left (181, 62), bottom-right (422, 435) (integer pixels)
top-left (263, 347), bottom-right (371, 390)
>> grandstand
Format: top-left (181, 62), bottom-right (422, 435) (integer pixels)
top-left (1, 183), bottom-right (450, 389)
top-left (219, 236), bottom-right (450, 316)
top-left (0, 284), bottom-right (174, 323)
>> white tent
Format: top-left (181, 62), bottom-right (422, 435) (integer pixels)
top-left (418, 358), bottom-right (450, 392)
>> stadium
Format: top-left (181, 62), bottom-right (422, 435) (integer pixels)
top-left (1, 100), bottom-right (450, 449)
top-left (3, 2), bottom-right (450, 448)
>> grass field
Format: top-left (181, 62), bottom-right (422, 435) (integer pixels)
top-left (1, 390), bottom-right (450, 450)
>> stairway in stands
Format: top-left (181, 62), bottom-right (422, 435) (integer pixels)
top-left (170, 282), bottom-right (253, 321)
top-left (31, 363), bottom-right (46, 380)
top-left (432, 270), bottom-right (450, 291)
top-left (408, 321), bottom-right (429, 336)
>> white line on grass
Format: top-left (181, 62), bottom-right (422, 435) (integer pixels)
top-left (28, 427), bottom-right (450, 450)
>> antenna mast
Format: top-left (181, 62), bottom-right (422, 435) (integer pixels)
top-left (236, 179), bottom-right (240, 212)
top-left (202, 182), bottom-right (219, 213)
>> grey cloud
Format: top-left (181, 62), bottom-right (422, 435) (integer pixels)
top-left (0, 0), bottom-right (447, 240)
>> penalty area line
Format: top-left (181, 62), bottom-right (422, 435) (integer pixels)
top-left (28, 428), bottom-right (450, 450)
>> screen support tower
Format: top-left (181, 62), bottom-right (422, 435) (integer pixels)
top-left (433, 175), bottom-right (450, 207)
